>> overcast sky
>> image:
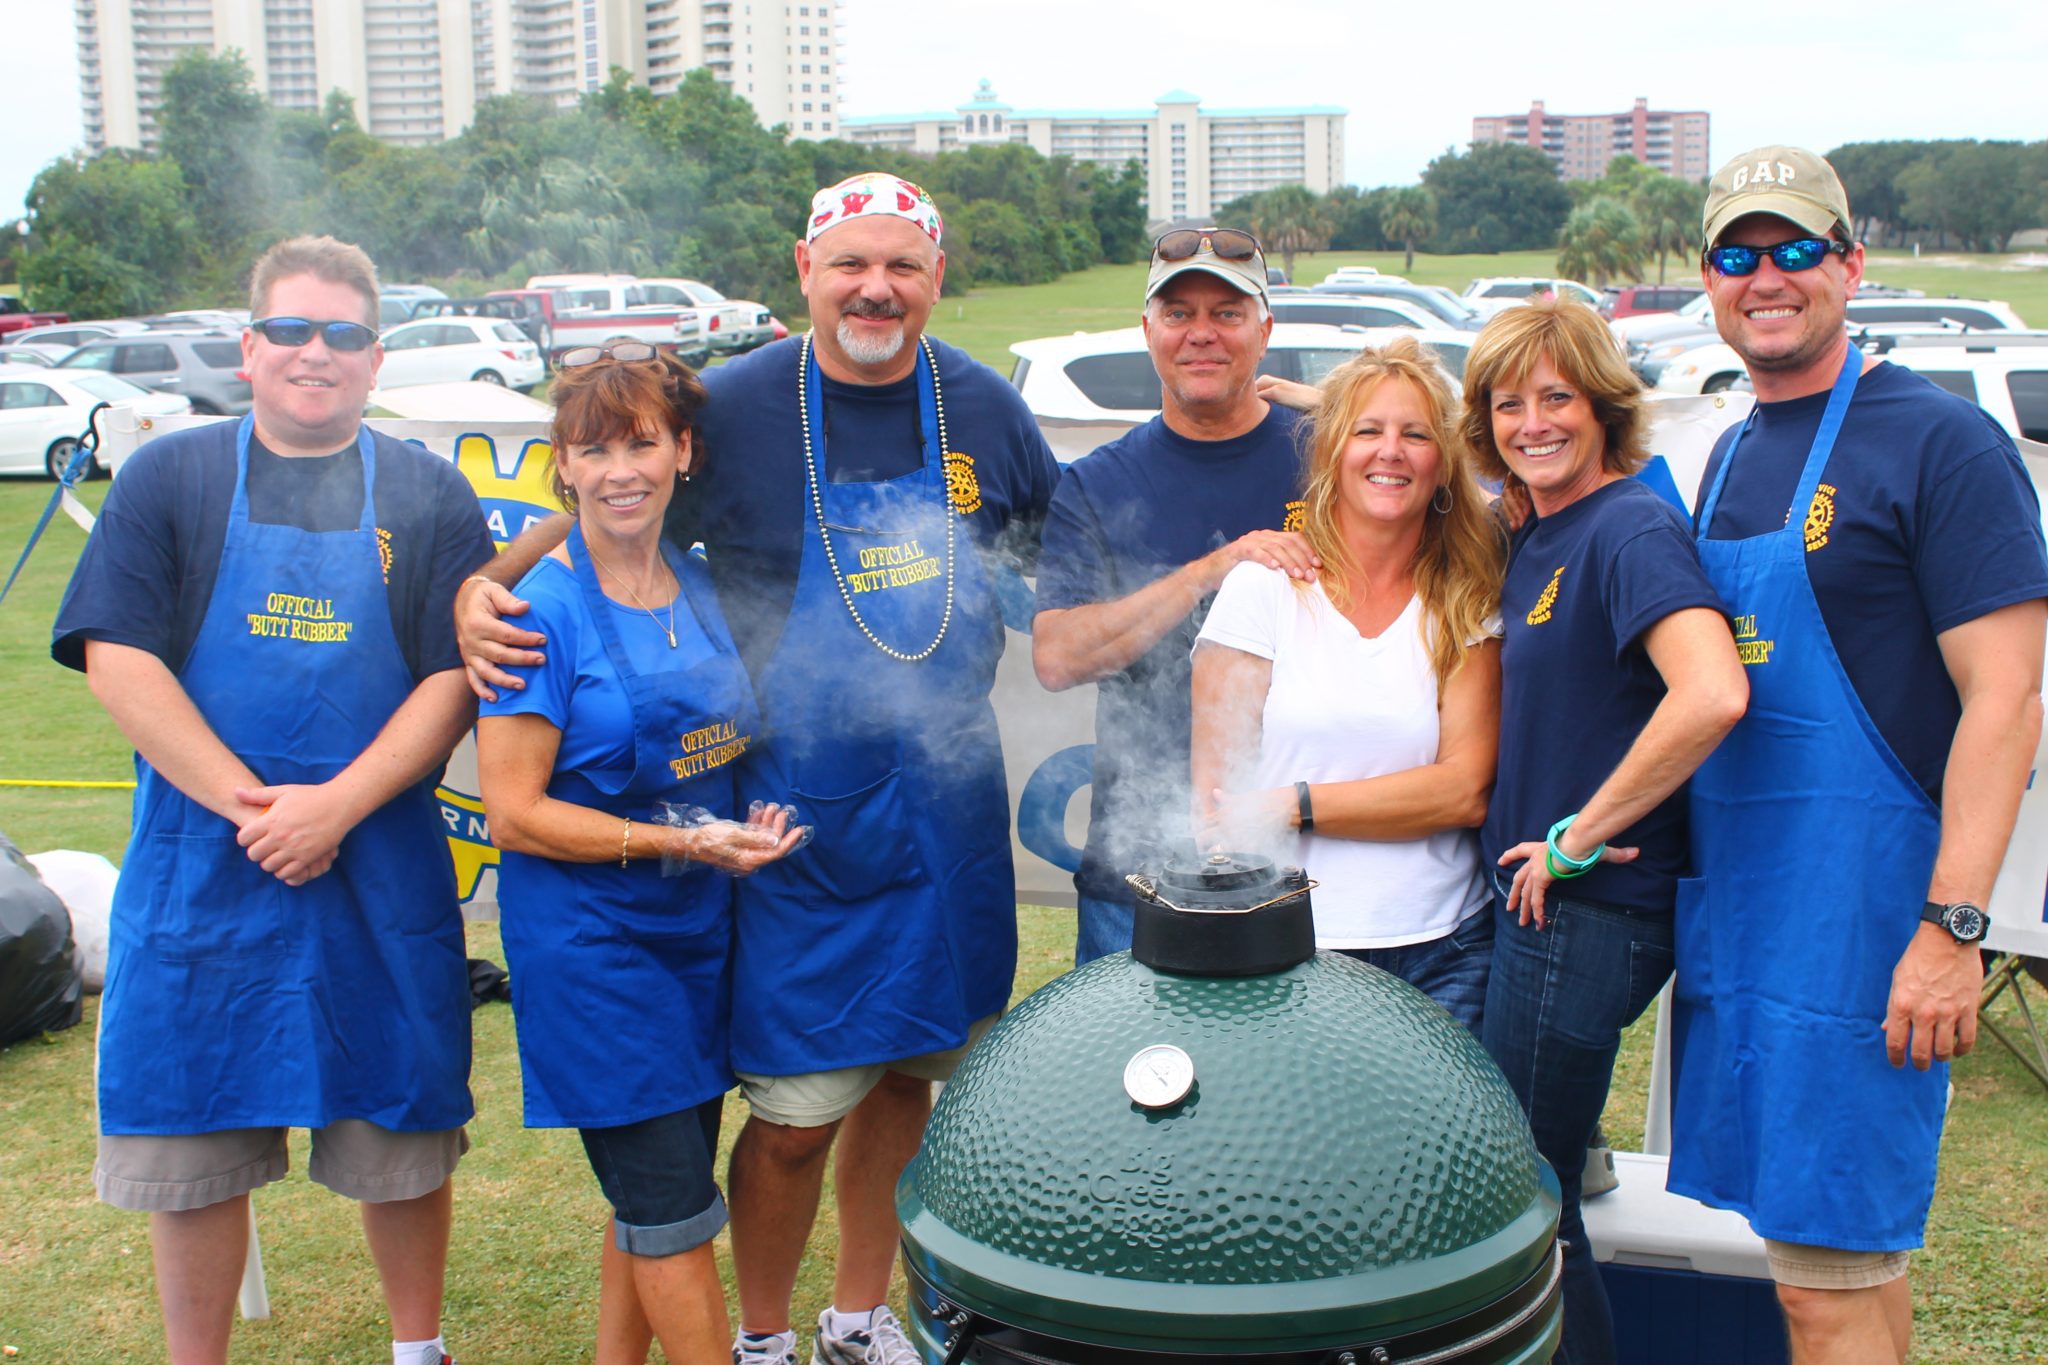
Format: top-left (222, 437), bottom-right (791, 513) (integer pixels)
top-left (7, 0), bottom-right (2047, 220)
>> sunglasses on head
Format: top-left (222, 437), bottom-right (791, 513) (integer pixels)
top-left (250, 317), bottom-right (380, 351)
top-left (1704, 237), bottom-right (1850, 278)
top-left (559, 342), bottom-right (659, 368)
top-left (1153, 228), bottom-right (1262, 263)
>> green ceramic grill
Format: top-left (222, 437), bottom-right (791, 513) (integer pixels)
top-left (897, 851), bottom-right (1562, 1363)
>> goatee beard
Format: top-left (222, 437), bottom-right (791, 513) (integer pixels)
top-left (837, 316), bottom-right (906, 366)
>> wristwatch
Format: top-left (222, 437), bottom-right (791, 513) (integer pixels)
top-left (1921, 900), bottom-right (1990, 944)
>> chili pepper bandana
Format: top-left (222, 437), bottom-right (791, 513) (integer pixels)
top-left (805, 172), bottom-right (944, 246)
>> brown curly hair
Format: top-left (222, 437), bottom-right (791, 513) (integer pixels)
top-left (545, 351), bottom-right (707, 513)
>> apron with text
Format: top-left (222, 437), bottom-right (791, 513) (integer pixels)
top-left (1671, 354), bottom-right (1945, 1249)
top-left (99, 417), bottom-right (471, 1134)
top-left (730, 339), bottom-right (1015, 1076)
top-left (498, 527), bottom-right (757, 1127)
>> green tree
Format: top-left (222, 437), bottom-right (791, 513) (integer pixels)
top-left (1324, 185), bottom-right (1385, 252)
top-left (1628, 174), bottom-right (1705, 283)
top-left (1555, 197), bottom-right (1646, 287)
top-left (19, 153), bottom-right (200, 316)
top-left (1422, 142), bottom-right (1572, 253)
top-left (1824, 140), bottom-right (1927, 242)
top-left (1236, 184), bottom-right (1330, 281)
top-left (1379, 187), bottom-right (1437, 275)
top-left (1897, 141), bottom-right (2037, 252)
top-left (157, 48), bottom-right (271, 249)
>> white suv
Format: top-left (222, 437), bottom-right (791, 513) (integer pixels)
top-left (1870, 333), bottom-right (2048, 444)
top-left (1462, 277), bottom-right (1604, 316)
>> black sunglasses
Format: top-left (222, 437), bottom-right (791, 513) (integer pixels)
top-left (559, 342), bottom-right (659, 368)
top-left (250, 317), bottom-right (380, 351)
top-left (1153, 228), bottom-right (1262, 263)
top-left (1704, 237), bottom-right (1850, 278)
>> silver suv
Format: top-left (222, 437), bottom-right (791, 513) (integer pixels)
top-left (56, 332), bottom-right (253, 416)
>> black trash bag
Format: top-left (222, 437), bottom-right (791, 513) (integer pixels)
top-left (0, 833), bottom-right (85, 1044)
top-left (467, 956), bottom-right (511, 1010)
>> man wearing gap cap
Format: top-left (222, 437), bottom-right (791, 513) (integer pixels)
top-left (456, 173), bottom-right (1058, 1365)
top-left (1673, 146), bottom-right (2047, 1363)
top-left (1033, 228), bottom-right (1317, 962)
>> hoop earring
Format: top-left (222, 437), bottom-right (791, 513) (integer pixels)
top-left (1432, 485), bottom-right (1453, 515)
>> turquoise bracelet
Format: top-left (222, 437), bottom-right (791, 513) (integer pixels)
top-left (1546, 814), bottom-right (1605, 873)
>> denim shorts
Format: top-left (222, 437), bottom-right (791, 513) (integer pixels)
top-left (578, 1097), bottom-right (726, 1257)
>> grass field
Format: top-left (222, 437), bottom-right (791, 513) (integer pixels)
top-left (3, 245), bottom-right (2048, 1361)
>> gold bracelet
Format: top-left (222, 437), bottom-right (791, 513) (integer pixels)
top-left (620, 817), bottom-right (632, 868)
top-left (462, 573), bottom-right (495, 591)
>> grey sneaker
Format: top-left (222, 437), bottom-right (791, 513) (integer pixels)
top-left (811, 1305), bottom-right (919, 1365)
top-left (734, 1329), bottom-right (798, 1365)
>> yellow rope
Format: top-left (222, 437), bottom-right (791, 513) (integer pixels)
top-left (0, 779), bottom-right (135, 789)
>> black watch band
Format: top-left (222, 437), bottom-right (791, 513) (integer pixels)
top-left (1295, 781), bottom-right (1314, 833)
top-left (1921, 900), bottom-right (1990, 944)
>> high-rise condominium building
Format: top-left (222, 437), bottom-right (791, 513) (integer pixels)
top-left (842, 82), bottom-right (1347, 223)
top-left (1470, 98), bottom-right (1710, 182)
top-left (74, 0), bottom-right (839, 154)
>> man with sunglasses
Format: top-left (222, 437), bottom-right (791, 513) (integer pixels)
top-left (1669, 147), bottom-right (2047, 1365)
top-left (1033, 227), bottom-right (1318, 963)
top-left (54, 236), bottom-right (488, 1365)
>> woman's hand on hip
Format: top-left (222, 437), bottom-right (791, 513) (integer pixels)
top-left (1496, 840), bottom-right (1638, 929)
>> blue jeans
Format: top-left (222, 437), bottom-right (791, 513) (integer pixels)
top-left (1480, 882), bottom-right (1674, 1365)
top-left (1075, 890), bottom-right (1135, 966)
top-left (578, 1097), bottom-right (727, 1257)
top-left (1336, 906), bottom-right (1494, 1035)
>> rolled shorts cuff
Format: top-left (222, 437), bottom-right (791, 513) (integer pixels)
top-left (738, 1013), bottom-right (1001, 1128)
top-left (1763, 1238), bottom-right (1911, 1290)
top-left (614, 1189), bottom-right (729, 1257)
top-left (95, 1143), bottom-right (287, 1213)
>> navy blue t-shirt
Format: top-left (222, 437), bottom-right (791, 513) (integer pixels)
top-left (53, 423), bottom-right (491, 681)
top-left (1034, 405), bottom-right (1309, 901)
top-left (1697, 362), bottom-right (2048, 804)
top-left (666, 336), bottom-right (1060, 678)
top-left (1484, 478), bottom-right (1725, 914)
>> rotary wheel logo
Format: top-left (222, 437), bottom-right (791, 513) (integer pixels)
top-left (1282, 500), bottom-right (1306, 533)
top-left (375, 527), bottom-right (393, 584)
top-left (944, 450), bottom-right (982, 516)
top-left (1804, 483), bottom-right (1836, 553)
top-left (1526, 565), bottom-right (1565, 626)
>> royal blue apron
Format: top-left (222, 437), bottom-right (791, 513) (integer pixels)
top-left (99, 417), bottom-right (471, 1135)
top-left (728, 338), bottom-right (1015, 1076)
top-left (497, 526), bottom-right (759, 1128)
top-left (1671, 353), bottom-right (1946, 1249)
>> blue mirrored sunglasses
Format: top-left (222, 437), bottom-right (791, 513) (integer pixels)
top-left (1704, 237), bottom-right (1850, 278)
top-left (250, 317), bottom-right (380, 351)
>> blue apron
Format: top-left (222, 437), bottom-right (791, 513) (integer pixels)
top-left (498, 526), bottom-right (758, 1128)
top-left (1671, 353), bottom-right (1946, 1249)
top-left (99, 417), bottom-right (471, 1135)
top-left (729, 338), bottom-right (1015, 1076)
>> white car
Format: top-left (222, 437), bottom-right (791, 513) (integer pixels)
top-left (1651, 340), bottom-right (1750, 395)
top-left (1871, 332), bottom-right (2048, 444)
top-left (377, 317), bottom-right (545, 390)
top-left (636, 278), bottom-right (775, 354)
top-left (1269, 294), bottom-right (1447, 332)
top-left (1009, 323), bottom-right (1471, 460)
top-left (0, 362), bottom-right (190, 479)
top-left (1463, 277), bottom-right (1604, 316)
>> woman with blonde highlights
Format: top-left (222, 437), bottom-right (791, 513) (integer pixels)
top-left (477, 346), bottom-right (804, 1363)
top-left (1466, 299), bottom-right (1746, 1365)
top-left (1191, 336), bottom-right (1505, 1030)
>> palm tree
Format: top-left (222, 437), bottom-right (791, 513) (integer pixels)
top-left (1629, 175), bottom-right (1706, 284)
top-left (1555, 198), bottom-right (1647, 289)
top-left (1380, 187), bottom-right (1437, 275)
top-left (1244, 185), bottom-right (1331, 282)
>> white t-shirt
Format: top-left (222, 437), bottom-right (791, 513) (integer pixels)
top-left (1196, 561), bottom-right (1493, 949)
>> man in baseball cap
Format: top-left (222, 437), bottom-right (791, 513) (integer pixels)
top-left (1672, 145), bottom-right (2048, 1364)
top-left (1033, 227), bottom-right (1316, 961)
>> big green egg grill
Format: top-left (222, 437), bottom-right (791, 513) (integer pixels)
top-left (897, 852), bottom-right (1563, 1363)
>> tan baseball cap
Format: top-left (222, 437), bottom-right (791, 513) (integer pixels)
top-left (1145, 228), bottom-right (1269, 305)
top-left (1702, 146), bottom-right (1852, 248)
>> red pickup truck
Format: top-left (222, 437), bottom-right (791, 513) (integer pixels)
top-left (0, 295), bottom-right (70, 340)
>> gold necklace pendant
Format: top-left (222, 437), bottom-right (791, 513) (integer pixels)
top-left (586, 544), bottom-right (679, 648)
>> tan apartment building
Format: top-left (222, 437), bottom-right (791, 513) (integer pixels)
top-left (1471, 97), bottom-right (1710, 182)
top-left (74, 0), bottom-right (839, 153)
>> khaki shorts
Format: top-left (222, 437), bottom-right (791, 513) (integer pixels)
top-left (1764, 1238), bottom-right (1911, 1290)
top-left (738, 1014), bottom-right (1000, 1128)
top-left (96, 1120), bottom-right (469, 1212)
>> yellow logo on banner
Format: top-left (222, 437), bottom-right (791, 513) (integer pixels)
top-left (944, 450), bottom-right (982, 516)
top-left (436, 784), bottom-right (496, 903)
top-left (453, 433), bottom-right (561, 550)
top-left (1527, 565), bottom-right (1565, 626)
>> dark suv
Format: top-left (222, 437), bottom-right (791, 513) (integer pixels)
top-left (57, 332), bottom-right (253, 415)
top-left (1600, 284), bottom-right (1704, 319)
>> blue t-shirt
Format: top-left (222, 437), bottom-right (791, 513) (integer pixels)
top-left (478, 554), bottom-right (740, 799)
top-left (1485, 478), bottom-right (1725, 914)
top-left (1034, 405), bottom-right (1309, 901)
top-left (1697, 362), bottom-right (2048, 804)
top-left (53, 423), bottom-right (490, 682)
top-left (666, 335), bottom-right (1060, 678)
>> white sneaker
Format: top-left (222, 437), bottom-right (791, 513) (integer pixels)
top-left (734, 1329), bottom-right (798, 1365)
top-left (810, 1305), bottom-right (919, 1365)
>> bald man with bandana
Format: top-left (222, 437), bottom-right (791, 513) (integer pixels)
top-left (459, 174), bottom-right (1059, 1365)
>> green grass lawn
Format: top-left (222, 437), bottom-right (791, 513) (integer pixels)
top-left (4, 238), bottom-right (2048, 1359)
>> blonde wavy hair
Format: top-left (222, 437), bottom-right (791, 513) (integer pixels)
top-left (1459, 298), bottom-right (1648, 483)
top-left (1298, 336), bottom-right (1505, 694)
